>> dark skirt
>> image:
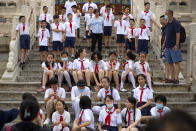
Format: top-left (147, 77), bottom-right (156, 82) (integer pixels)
top-left (137, 102), bottom-right (152, 116)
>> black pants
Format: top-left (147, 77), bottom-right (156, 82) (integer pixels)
top-left (91, 33), bottom-right (102, 52)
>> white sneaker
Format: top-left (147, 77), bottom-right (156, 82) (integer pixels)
top-left (44, 118), bottom-right (50, 125)
top-left (179, 72), bottom-right (184, 80)
top-left (120, 88), bottom-right (128, 92)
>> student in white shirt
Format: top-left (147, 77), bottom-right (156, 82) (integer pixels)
top-left (103, 5), bottom-right (114, 48)
top-left (125, 19), bottom-right (138, 53)
top-left (140, 2), bottom-right (153, 31)
top-left (72, 5), bottom-right (81, 47)
top-left (14, 8), bottom-right (33, 67)
top-left (114, 12), bottom-right (126, 58)
top-left (85, 7), bottom-right (94, 49)
top-left (72, 48), bottom-right (91, 86)
top-left (52, 100), bottom-right (70, 131)
top-left (37, 53), bottom-right (57, 92)
top-left (98, 95), bottom-right (122, 131)
top-left (71, 80), bottom-right (91, 119)
top-left (44, 77), bottom-right (66, 125)
top-left (39, 6), bottom-right (53, 32)
top-left (123, 7), bottom-right (133, 28)
top-left (100, 0), bottom-right (113, 16)
top-left (51, 15), bottom-right (64, 61)
top-left (121, 97), bottom-right (141, 131)
top-left (133, 74), bottom-right (153, 116)
top-left (120, 51), bottom-right (136, 92)
top-left (90, 52), bottom-right (106, 87)
top-left (72, 96), bottom-right (95, 131)
top-left (82, 0), bottom-right (98, 15)
top-left (64, 0), bottom-right (77, 15)
top-left (63, 13), bottom-right (77, 58)
top-left (105, 52), bottom-right (120, 90)
top-left (38, 20), bottom-right (50, 63)
top-left (135, 19), bottom-right (150, 55)
top-left (59, 7), bottom-right (67, 23)
top-left (57, 52), bottom-right (72, 91)
top-left (93, 77), bottom-right (121, 115)
top-left (133, 52), bottom-right (152, 91)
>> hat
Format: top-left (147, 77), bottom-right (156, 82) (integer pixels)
top-left (48, 77), bottom-right (58, 85)
top-left (77, 80), bottom-right (86, 87)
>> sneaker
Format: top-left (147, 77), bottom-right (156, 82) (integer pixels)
top-left (44, 118), bottom-right (50, 125)
top-left (173, 80), bottom-right (179, 84)
top-left (120, 88), bottom-right (128, 92)
top-left (83, 36), bottom-right (86, 40)
top-left (37, 87), bottom-right (45, 92)
top-left (178, 72), bottom-right (184, 80)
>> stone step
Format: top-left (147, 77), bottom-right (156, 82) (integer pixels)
top-left (1, 100), bottom-right (196, 112)
top-left (0, 82), bottom-right (190, 92)
top-left (0, 91), bottom-right (195, 102)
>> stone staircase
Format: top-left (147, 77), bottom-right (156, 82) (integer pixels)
top-left (0, 16), bottom-right (196, 130)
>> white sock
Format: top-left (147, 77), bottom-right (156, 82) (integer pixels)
top-left (42, 86), bottom-right (45, 89)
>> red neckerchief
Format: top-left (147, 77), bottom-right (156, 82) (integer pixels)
top-left (23, 24), bottom-right (25, 32)
top-left (60, 115), bottom-right (64, 131)
top-left (105, 7), bottom-right (107, 13)
top-left (79, 59), bottom-right (84, 70)
top-left (140, 62), bottom-right (146, 73)
top-left (124, 13), bottom-right (129, 17)
top-left (140, 25), bottom-right (146, 36)
top-left (106, 13), bottom-right (110, 21)
top-left (95, 63), bottom-right (99, 74)
top-left (55, 23), bottom-right (59, 30)
top-left (109, 61), bottom-right (116, 70)
top-left (105, 107), bottom-right (116, 128)
top-left (44, 14), bottom-right (47, 21)
top-left (41, 29), bottom-right (45, 41)
top-left (127, 110), bottom-right (132, 126)
top-left (157, 109), bottom-right (163, 117)
top-left (105, 90), bottom-right (109, 97)
top-left (88, 2), bottom-right (91, 7)
top-left (123, 62), bottom-right (128, 71)
top-left (54, 90), bottom-right (57, 99)
top-left (62, 15), bottom-right (64, 21)
top-left (139, 87), bottom-right (145, 105)
top-left (80, 109), bottom-right (84, 123)
top-left (69, 21), bottom-right (72, 33)
top-left (119, 19), bottom-right (122, 27)
top-left (39, 112), bottom-right (42, 119)
top-left (144, 11), bottom-right (149, 16)
top-left (129, 27), bottom-right (135, 36)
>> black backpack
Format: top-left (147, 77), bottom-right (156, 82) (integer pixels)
top-left (180, 24), bottom-right (186, 43)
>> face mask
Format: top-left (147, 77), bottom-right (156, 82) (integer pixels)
top-left (156, 104), bottom-right (164, 110)
top-left (61, 57), bottom-right (68, 62)
top-left (106, 104), bottom-right (113, 109)
top-left (79, 88), bottom-right (85, 93)
top-left (164, 15), bottom-right (168, 21)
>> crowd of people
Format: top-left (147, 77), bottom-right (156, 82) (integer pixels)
top-left (0, 0), bottom-right (188, 131)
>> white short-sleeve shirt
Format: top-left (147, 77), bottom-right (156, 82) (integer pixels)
top-left (44, 87), bottom-right (66, 100)
top-left (97, 87), bottom-right (120, 104)
top-left (38, 28), bottom-right (50, 46)
top-left (150, 106), bottom-right (171, 117)
top-left (123, 60), bottom-right (134, 71)
top-left (114, 19), bottom-right (127, 35)
top-left (16, 22), bottom-right (30, 35)
top-left (71, 86), bottom-right (91, 101)
top-left (72, 58), bottom-right (90, 71)
top-left (90, 60), bottom-right (107, 73)
top-left (103, 13), bottom-right (114, 26)
top-left (133, 85), bottom-right (153, 102)
top-left (51, 23), bottom-right (64, 41)
top-left (135, 27), bottom-right (150, 40)
top-left (82, 2), bottom-right (97, 14)
top-left (121, 108), bottom-right (141, 126)
top-left (39, 13), bottom-right (53, 23)
top-left (140, 11), bottom-right (153, 28)
top-left (52, 110), bottom-right (71, 125)
top-left (58, 61), bottom-right (72, 70)
top-left (79, 109), bottom-right (95, 129)
top-left (100, 6), bottom-right (113, 15)
top-left (99, 107), bottom-right (122, 126)
top-left (125, 27), bottom-right (138, 39)
top-left (122, 14), bottom-right (133, 27)
top-left (42, 62), bottom-right (58, 71)
top-left (72, 13), bottom-right (81, 28)
top-left (64, 21), bottom-right (77, 37)
top-left (64, 0), bottom-right (77, 15)
top-left (105, 61), bottom-right (120, 71)
top-left (85, 14), bottom-right (95, 31)
top-left (133, 61), bottom-right (151, 75)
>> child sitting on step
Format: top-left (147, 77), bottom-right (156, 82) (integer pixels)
top-left (120, 51), bottom-right (136, 92)
top-left (37, 53), bottom-right (57, 92)
top-left (52, 100), bottom-right (71, 131)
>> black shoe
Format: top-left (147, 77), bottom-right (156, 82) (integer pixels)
top-left (173, 80), bottom-right (179, 84)
top-left (19, 62), bottom-right (23, 67)
top-left (165, 79), bottom-right (174, 83)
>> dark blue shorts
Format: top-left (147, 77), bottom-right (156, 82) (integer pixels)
top-left (137, 39), bottom-right (148, 54)
top-left (116, 34), bottom-right (125, 43)
top-left (104, 26), bottom-right (112, 36)
top-left (39, 46), bottom-right (48, 52)
top-left (77, 28), bottom-right (80, 38)
top-left (102, 125), bottom-right (118, 131)
top-left (123, 126), bottom-right (141, 131)
top-left (86, 30), bottom-right (92, 39)
top-left (137, 102), bottom-right (152, 116)
top-left (52, 41), bottom-right (63, 51)
top-left (64, 37), bottom-right (75, 48)
top-left (166, 47), bottom-right (182, 64)
top-left (46, 22), bottom-right (50, 32)
top-left (20, 35), bottom-right (30, 49)
top-left (126, 38), bottom-right (136, 50)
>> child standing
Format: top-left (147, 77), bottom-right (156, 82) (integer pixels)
top-left (38, 20), bottom-right (50, 63)
top-left (51, 15), bottom-right (64, 60)
top-left (98, 95), bottom-right (122, 131)
top-left (82, 0), bottom-right (98, 15)
top-left (72, 96), bottom-right (95, 131)
top-left (64, 13), bottom-right (77, 58)
top-left (121, 97), bottom-right (141, 131)
top-left (133, 74), bottom-right (153, 116)
top-left (39, 6), bottom-right (52, 32)
top-left (52, 100), bottom-right (70, 131)
top-left (14, 8), bottom-right (33, 67)
top-left (125, 19), bottom-right (138, 53)
top-left (59, 7), bottom-right (67, 23)
top-left (114, 12), bottom-right (126, 58)
top-left (120, 51), bottom-right (136, 92)
top-left (100, 0), bottom-right (113, 16)
top-left (64, 0), bottom-right (77, 15)
top-left (135, 19), bottom-right (150, 55)
top-left (57, 52), bottom-right (72, 91)
top-left (123, 7), bottom-right (133, 28)
top-left (103, 5), bottom-right (114, 48)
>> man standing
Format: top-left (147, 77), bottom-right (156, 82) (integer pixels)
top-left (165, 10), bottom-right (182, 84)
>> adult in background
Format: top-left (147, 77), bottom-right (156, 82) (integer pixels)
top-left (165, 10), bottom-right (182, 84)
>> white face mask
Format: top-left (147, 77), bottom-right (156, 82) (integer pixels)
top-left (106, 104), bottom-right (113, 109)
top-left (61, 57), bottom-right (68, 62)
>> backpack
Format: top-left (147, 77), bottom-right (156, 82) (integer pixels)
top-left (180, 24), bottom-right (186, 43)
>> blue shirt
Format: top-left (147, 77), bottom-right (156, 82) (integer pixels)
top-left (166, 18), bottom-right (180, 48)
top-left (89, 17), bottom-right (104, 34)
